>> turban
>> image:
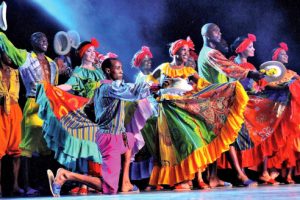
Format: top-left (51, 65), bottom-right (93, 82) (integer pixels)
top-left (78, 38), bottom-right (99, 58)
top-left (272, 42), bottom-right (288, 61)
top-left (132, 46), bottom-right (153, 68)
top-left (169, 36), bottom-right (195, 56)
top-left (235, 33), bottom-right (256, 53)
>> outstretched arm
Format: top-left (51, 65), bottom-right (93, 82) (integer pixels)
top-left (0, 32), bottom-right (28, 66)
top-left (207, 49), bottom-right (249, 80)
top-left (100, 81), bottom-right (150, 101)
top-left (190, 73), bottom-right (211, 90)
top-left (56, 84), bottom-right (72, 91)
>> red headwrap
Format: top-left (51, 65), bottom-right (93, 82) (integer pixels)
top-left (132, 46), bottom-right (153, 68)
top-left (78, 38), bottom-right (100, 58)
top-left (272, 42), bottom-right (288, 61)
top-left (98, 52), bottom-right (118, 63)
top-left (235, 33), bottom-right (256, 53)
top-left (169, 36), bottom-right (195, 56)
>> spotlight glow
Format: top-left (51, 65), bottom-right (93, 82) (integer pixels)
top-left (31, 0), bottom-right (77, 30)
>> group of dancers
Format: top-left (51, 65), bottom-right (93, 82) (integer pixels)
top-left (0, 22), bottom-right (300, 197)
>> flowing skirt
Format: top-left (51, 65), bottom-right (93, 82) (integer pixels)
top-left (149, 81), bottom-right (248, 186)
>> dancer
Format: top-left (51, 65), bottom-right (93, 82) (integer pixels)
top-left (55, 38), bottom-right (104, 195)
top-left (197, 23), bottom-right (262, 84)
top-left (0, 50), bottom-right (24, 196)
top-left (148, 37), bottom-right (248, 189)
top-left (129, 46), bottom-right (160, 191)
top-left (132, 46), bottom-right (153, 83)
top-left (267, 42), bottom-right (300, 184)
top-left (225, 35), bottom-right (299, 185)
top-left (0, 31), bottom-right (58, 196)
top-left (44, 57), bottom-right (152, 196)
top-left (198, 24), bottom-right (264, 187)
top-left (225, 33), bottom-right (278, 185)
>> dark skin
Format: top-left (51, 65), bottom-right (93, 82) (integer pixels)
top-left (0, 51), bottom-right (23, 194)
top-left (202, 23), bottom-right (222, 49)
top-left (21, 32), bottom-right (49, 195)
top-left (202, 23), bottom-right (263, 81)
top-left (104, 59), bottom-right (145, 192)
top-left (152, 45), bottom-right (199, 88)
top-left (0, 50), bottom-right (17, 69)
top-left (103, 60), bottom-right (123, 81)
top-left (140, 56), bottom-right (152, 75)
top-left (30, 32), bottom-right (48, 61)
top-left (49, 59), bottom-right (154, 196)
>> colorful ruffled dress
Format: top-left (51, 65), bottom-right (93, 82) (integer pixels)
top-left (129, 72), bottom-right (158, 181)
top-left (148, 63), bottom-right (248, 186)
top-left (217, 60), bottom-right (299, 169)
top-left (36, 80), bottom-right (151, 194)
top-left (265, 71), bottom-right (300, 170)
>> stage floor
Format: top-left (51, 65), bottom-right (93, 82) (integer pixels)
top-left (6, 184), bottom-right (300, 200)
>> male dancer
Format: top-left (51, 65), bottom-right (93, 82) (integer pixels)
top-left (0, 50), bottom-right (24, 196)
top-left (0, 32), bottom-right (58, 195)
top-left (197, 23), bottom-right (262, 187)
top-left (47, 57), bottom-right (152, 196)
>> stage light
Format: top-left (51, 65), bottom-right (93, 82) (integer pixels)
top-left (31, 0), bottom-right (77, 31)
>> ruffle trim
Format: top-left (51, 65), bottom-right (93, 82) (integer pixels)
top-left (149, 81), bottom-right (248, 186)
top-left (36, 83), bottom-right (102, 173)
top-left (218, 80), bottom-right (300, 169)
top-left (160, 63), bottom-right (196, 78)
top-left (130, 157), bottom-right (154, 180)
top-left (125, 98), bottom-right (154, 159)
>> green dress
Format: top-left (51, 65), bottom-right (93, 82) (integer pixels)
top-left (66, 66), bottom-right (105, 98)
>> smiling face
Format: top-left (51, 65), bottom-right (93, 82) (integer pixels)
top-left (241, 42), bottom-right (255, 58)
top-left (277, 50), bottom-right (288, 64)
top-left (140, 55), bottom-right (152, 75)
top-left (31, 32), bottom-right (48, 53)
top-left (175, 45), bottom-right (190, 64)
top-left (82, 46), bottom-right (96, 63)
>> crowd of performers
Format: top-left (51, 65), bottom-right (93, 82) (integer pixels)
top-left (0, 22), bottom-right (300, 197)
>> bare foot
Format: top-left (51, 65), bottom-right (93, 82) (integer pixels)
top-left (55, 168), bottom-right (67, 184)
top-left (286, 175), bottom-right (295, 184)
top-left (174, 182), bottom-right (191, 191)
top-left (209, 177), bottom-right (232, 188)
top-left (121, 180), bottom-right (134, 192)
top-left (259, 171), bottom-right (271, 182)
top-left (237, 174), bottom-right (249, 183)
top-left (270, 171), bottom-right (279, 180)
top-left (259, 173), bottom-right (279, 185)
top-left (237, 174), bottom-right (258, 187)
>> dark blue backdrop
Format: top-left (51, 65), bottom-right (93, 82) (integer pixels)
top-left (3, 0), bottom-right (300, 82)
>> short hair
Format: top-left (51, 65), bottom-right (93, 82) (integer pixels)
top-left (30, 32), bottom-right (46, 47)
top-left (101, 57), bottom-right (119, 74)
top-left (201, 23), bottom-right (217, 36)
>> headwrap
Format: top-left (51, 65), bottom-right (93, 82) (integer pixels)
top-left (169, 36), bottom-right (195, 56)
top-left (272, 42), bottom-right (288, 61)
top-left (78, 38), bottom-right (100, 58)
top-left (98, 52), bottom-right (118, 63)
top-left (132, 46), bottom-right (153, 68)
top-left (235, 33), bottom-right (256, 53)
